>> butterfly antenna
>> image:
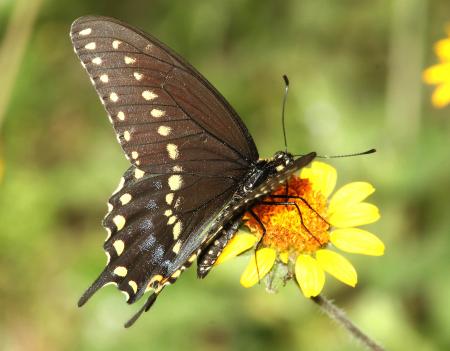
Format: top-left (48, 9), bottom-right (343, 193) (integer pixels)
top-left (281, 75), bottom-right (289, 153)
top-left (295, 148), bottom-right (376, 159)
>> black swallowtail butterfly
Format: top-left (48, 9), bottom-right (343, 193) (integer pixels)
top-left (71, 16), bottom-right (316, 327)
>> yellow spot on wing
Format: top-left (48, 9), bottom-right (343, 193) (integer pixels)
top-left (168, 175), bottom-right (182, 191)
top-left (167, 144), bottom-right (179, 160)
top-left (158, 126), bottom-right (172, 136)
top-left (113, 240), bottom-right (125, 255)
top-left (124, 56), bottom-right (136, 64)
top-left (112, 40), bottom-right (121, 49)
top-left (131, 151), bottom-right (139, 159)
top-left (105, 227), bottom-right (112, 241)
top-left (79, 28), bottom-right (92, 36)
top-left (165, 193), bottom-right (174, 205)
top-left (113, 266), bottom-right (128, 277)
top-left (112, 177), bottom-right (125, 195)
top-left (167, 215), bottom-right (177, 225)
top-left (172, 241), bottom-right (182, 254)
top-left (117, 111), bottom-right (125, 120)
top-left (134, 72), bottom-right (143, 81)
top-left (134, 168), bottom-right (145, 179)
top-left (173, 221), bottom-right (182, 239)
top-left (128, 280), bottom-right (138, 294)
top-left (99, 74), bottom-right (109, 83)
top-left (123, 131), bottom-right (131, 141)
top-left (150, 108), bottom-right (165, 117)
top-left (85, 42), bottom-right (96, 50)
top-left (109, 92), bottom-right (119, 102)
top-left (113, 215), bottom-right (126, 230)
top-left (142, 90), bottom-right (157, 100)
top-left (120, 193), bottom-right (132, 205)
top-left (92, 57), bottom-right (102, 65)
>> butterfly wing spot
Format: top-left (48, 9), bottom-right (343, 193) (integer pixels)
top-left (109, 92), bottom-right (119, 102)
top-left (142, 90), bottom-right (158, 101)
top-left (167, 215), bottom-right (177, 225)
top-left (112, 40), bottom-right (122, 49)
top-left (131, 151), bottom-right (139, 160)
top-left (128, 280), bottom-right (138, 294)
top-left (119, 193), bottom-right (132, 205)
top-left (105, 251), bottom-right (111, 264)
top-left (113, 240), bottom-right (125, 255)
top-left (113, 215), bottom-right (126, 231)
top-left (171, 270), bottom-right (181, 279)
top-left (114, 266), bottom-right (128, 277)
top-left (112, 177), bottom-right (125, 195)
top-left (84, 42), bottom-right (96, 50)
top-left (173, 221), bottom-right (182, 239)
top-left (168, 175), bottom-right (182, 191)
top-left (164, 209), bottom-right (172, 217)
top-left (99, 74), bottom-right (109, 83)
top-left (166, 143), bottom-right (179, 160)
top-left (92, 57), bottom-right (102, 65)
top-left (157, 125), bottom-right (171, 136)
top-left (133, 72), bottom-right (143, 81)
top-left (123, 131), bottom-right (131, 141)
top-left (121, 290), bottom-right (130, 301)
top-left (105, 227), bottom-right (112, 241)
top-left (124, 56), bottom-right (136, 64)
top-left (134, 168), bottom-right (145, 179)
top-left (117, 111), bottom-right (125, 121)
top-left (107, 202), bottom-right (113, 212)
top-left (150, 108), bottom-right (165, 117)
top-left (172, 241), bottom-right (182, 254)
top-left (165, 193), bottom-right (174, 205)
top-left (172, 165), bottom-right (182, 172)
top-left (79, 28), bottom-right (92, 36)
top-left (188, 254), bottom-right (197, 263)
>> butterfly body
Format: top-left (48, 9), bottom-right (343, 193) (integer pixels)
top-left (71, 16), bottom-right (315, 326)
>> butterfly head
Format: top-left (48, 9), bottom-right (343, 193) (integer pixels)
top-left (272, 151), bottom-right (294, 172)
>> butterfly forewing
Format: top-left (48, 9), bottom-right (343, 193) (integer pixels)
top-left (70, 16), bottom-right (258, 176)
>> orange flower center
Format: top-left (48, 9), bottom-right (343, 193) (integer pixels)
top-left (244, 176), bottom-right (330, 255)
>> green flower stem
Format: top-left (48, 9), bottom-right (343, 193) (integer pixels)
top-left (311, 295), bottom-right (385, 351)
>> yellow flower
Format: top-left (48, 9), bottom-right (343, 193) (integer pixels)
top-left (215, 161), bottom-right (383, 298)
top-left (423, 26), bottom-right (450, 108)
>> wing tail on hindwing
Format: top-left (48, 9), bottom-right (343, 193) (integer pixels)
top-left (78, 164), bottom-right (237, 309)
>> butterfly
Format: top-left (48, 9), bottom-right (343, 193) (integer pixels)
top-left (70, 16), bottom-right (316, 327)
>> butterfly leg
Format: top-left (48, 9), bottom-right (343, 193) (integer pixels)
top-left (267, 194), bottom-right (330, 226)
top-left (197, 217), bottom-right (242, 279)
top-left (247, 208), bottom-right (268, 281)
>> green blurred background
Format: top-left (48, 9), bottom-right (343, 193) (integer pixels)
top-left (1, 0), bottom-right (449, 350)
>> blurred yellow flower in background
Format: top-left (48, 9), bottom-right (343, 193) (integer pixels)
top-left (216, 162), bottom-right (383, 298)
top-left (423, 26), bottom-right (450, 108)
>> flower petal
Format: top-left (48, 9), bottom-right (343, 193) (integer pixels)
top-left (328, 182), bottom-right (375, 215)
top-left (432, 82), bottom-right (450, 108)
top-left (316, 249), bottom-right (357, 287)
top-left (330, 228), bottom-right (385, 256)
top-left (215, 232), bottom-right (257, 265)
top-left (329, 202), bottom-right (380, 228)
top-left (279, 251), bottom-right (289, 264)
top-left (240, 248), bottom-right (276, 288)
top-left (300, 161), bottom-right (337, 198)
top-left (423, 63), bottom-right (450, 84)
top-left (295, 255), bottom-right (325, 297)
top-left (435, 38), bottom-right (450, 61)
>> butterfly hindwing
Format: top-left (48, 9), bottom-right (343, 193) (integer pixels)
top-left (78, 164), bottom-right (240, 306)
